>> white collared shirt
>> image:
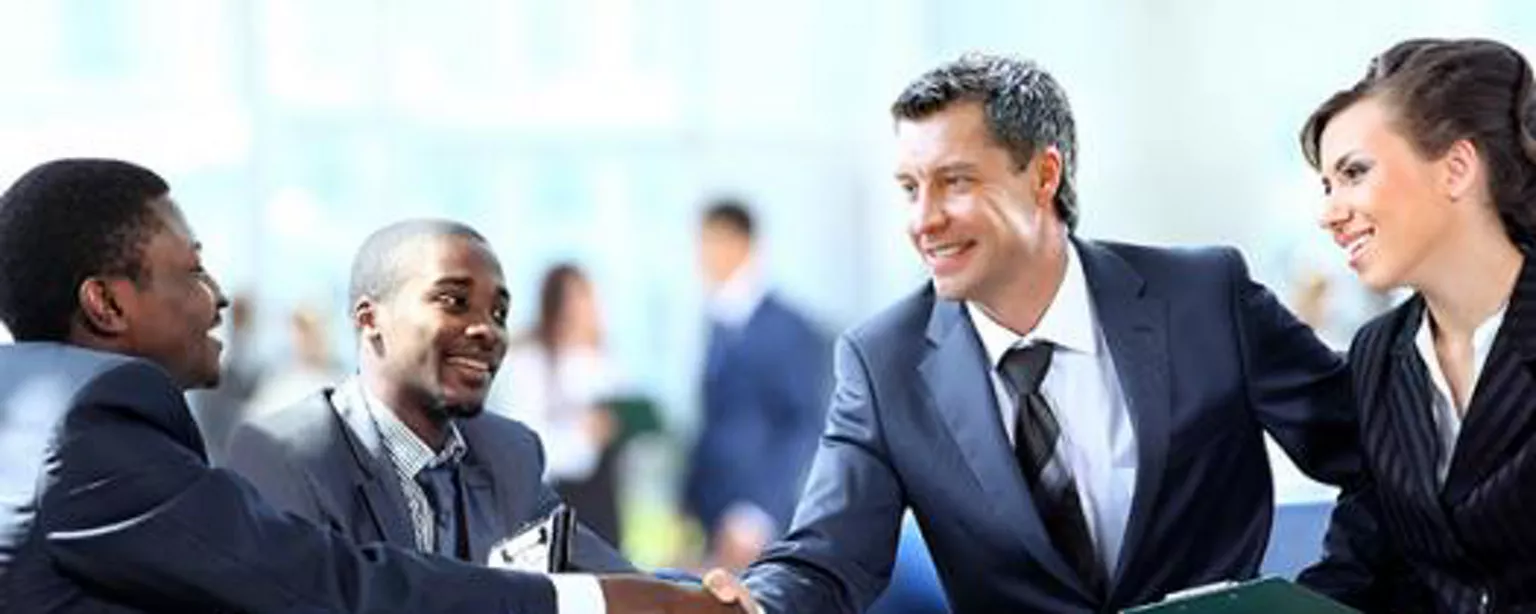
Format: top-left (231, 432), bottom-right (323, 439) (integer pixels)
top-left (1414, 304), bottom-right (1506, 485)
top-left (708, 258), bottom-right (767, 329)
top-left (967, 240), bottom-right (1138, 574)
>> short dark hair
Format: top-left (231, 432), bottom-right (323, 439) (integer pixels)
top-left (348, 218), bottom-right (491, 311)
top-left (892, 52), bottom-right (1080, 230)
top-left (702, 197), bottom-right (755, 240)
top-left (1300, 38), bottom-right (1536, 244)
top-left (0, 159), bottom-right (170, 341)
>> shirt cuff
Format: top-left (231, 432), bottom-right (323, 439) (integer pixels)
top-left (550, 573), bottom-right (607, 614)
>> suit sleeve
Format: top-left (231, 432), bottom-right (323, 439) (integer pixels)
top-left (40, 361), bottom-right (558, 614)
top-left (223, 418), bottom-right (325, 524)
top-left (743, 334), bottom-right (904, 614)
top-left (1295, 324), bottom-right (1425, 611)
top-left (1227, 247), bottom-right (1365, 488)
top-left (1296, 476), bottom-right (1414, 610)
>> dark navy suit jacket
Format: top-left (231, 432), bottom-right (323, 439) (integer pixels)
top-left (742, 239), bottom-right (1364, 613)
top-left (0, 343), bottom-right (558, 614)
top-left (1300, 258), bottom-right (1536, 613)
top-left (222, 379), bottom-right (633, 573)
top-left (684, 293), bottom-right (830, 535)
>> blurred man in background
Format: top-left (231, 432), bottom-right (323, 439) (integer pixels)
top-left (683, 198), bottom-right (830, 571)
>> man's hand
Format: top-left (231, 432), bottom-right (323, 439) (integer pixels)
top-left (599, 575), bottom-right (746, 613)
top-left (702, 569), bottom-right (763, 614)
top-left (711, 508), bottom-right (772, 571)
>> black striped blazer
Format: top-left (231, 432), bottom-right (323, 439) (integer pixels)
top-left (1300, 259), bottom-right (1536, 613)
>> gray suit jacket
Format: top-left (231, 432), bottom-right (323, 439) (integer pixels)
top-left (223, 379), bottom-right (634, 573)
top-left (0, 343), bottom-right (558, 614)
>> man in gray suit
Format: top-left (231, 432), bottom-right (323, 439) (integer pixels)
top-left (0, 158), bottom-right (736, 613)
top-left (224, 220), bottom-right (632, 572)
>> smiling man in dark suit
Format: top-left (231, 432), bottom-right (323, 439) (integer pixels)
top-left (702, 54), bottom-right (1366, 613)
top-left (224, 219), bottom-right (632, 573)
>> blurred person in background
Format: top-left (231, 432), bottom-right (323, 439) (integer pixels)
top-left (683, 198), bottom-right (831, 571)
top-left (187, 292), bottom-right (264, 464)
top-left (224, 220), bottom-right (632, 572)
top-left (1296, 38), bottom-right (1536, 612)
top-left (244, 302), bottom-right (347, 417)
top-left (492, 262), bottom-right (625, 545)
top-left (0, 158), bottom-right (741, 614)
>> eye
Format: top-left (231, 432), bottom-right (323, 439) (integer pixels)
top-left (1340, 161), bottom-right (1371, 184)
top-left (491, 304), bottom-right (509, 326)
top-left (436, 293), bottom-right (469, 312)
top-left (898, 181), bottom-right (918, 201)
top-left (1320, 177), bottom-right (1333, 196)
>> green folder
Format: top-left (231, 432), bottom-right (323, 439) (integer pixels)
top-left (1123, 578), bottom-right (1359, 613)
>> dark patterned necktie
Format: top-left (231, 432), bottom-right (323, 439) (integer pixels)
top-left (999, 342), bottom-right (1106, 596)
top-left (415, 462), bottom-right (468, 560)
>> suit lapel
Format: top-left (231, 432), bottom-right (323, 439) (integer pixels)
top-left (1073, 240), bottom-right (1171, 595)
top-left (458, 422), bottom-right (514, 564)
top-left (330, 379), bottom-right (418, 548)
top-left (1379, 300), bottom-right (1451, 511)
top-left (1443, 258), bottom-right (1536, 504)
top-left (918, 293), bottom-right (1088, 597)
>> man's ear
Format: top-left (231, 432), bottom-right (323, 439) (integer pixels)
top-left (77, 277), bottom-right (132, 336)
top-left (1030, 145), bottom-right (1064, 212)
top-left (354, 296), bottom-right (382, 343)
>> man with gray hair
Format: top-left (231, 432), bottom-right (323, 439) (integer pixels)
top-left (702, 53), bottom-right (1365, 612)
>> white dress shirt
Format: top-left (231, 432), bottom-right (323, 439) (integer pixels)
top-left (1414, 304), bottom-right (1506, 485)
top-left (967, 240), bottom-right (1139, 575)
top-left (708, 257), bottom-right (767, 330)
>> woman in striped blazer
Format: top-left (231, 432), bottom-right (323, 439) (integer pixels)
top-left (1294, 38), bottom-right (1536, 613)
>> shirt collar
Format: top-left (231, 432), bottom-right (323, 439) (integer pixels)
top-left (708, 257), bottom-right (768, 328)
top-left (968, 238), bottom-right (1100, 370)
top-left (1413, 301), bottom-right (1507, 379)
top-left (361, 385), bottom-right (469, 477)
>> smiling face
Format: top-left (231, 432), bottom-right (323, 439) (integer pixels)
top-left (1316, 96), bottom-right (1459, 292)
top-left (895, 101), bottom-right (1063, 306)
top-left (357, 234), bottom-right (510, 418)
top-left (114, 198), bottom-right (228, 389)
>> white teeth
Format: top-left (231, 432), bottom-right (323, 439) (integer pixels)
top-left (1346, 232), bottom-right (1372, 256)
top-left (931, 244), bottom-right (963, 257)
top-left (448, 357), bottom-right (490, 373)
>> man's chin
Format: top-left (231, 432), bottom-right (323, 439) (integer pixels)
top-left (433, 397), bottom-right (486, 419)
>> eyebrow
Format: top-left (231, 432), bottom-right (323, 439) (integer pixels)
top-left (894, 161), bottom-right (980, 182)
top-left (432, 276), bottom-right (510, 301)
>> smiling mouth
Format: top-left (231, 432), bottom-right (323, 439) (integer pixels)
top-left (924, 240), bottom-right (975, 260)
top-left (1343, 229), bottom-right (1375, 262)
top-left (445, 355), bottom-right (495, 378)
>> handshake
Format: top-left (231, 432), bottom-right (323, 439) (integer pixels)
top-left (597, 570), bottom-right (761, 614)
top-left (489, 507), bottom-right (762, 613)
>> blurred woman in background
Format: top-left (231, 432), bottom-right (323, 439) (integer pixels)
top-left (491, 263), bottom-right (623, 544)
